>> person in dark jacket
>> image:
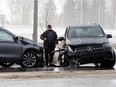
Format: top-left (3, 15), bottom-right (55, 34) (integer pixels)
top-left (40, 25), bottom-right (58, 67)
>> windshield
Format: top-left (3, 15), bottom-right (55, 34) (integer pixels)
top-left (68, 26), bottom-right (105, 38)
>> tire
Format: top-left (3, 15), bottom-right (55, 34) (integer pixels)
top-left (20, 51), bottom-right (39, 68)
top-left (100, 52), bottom-right (115, 68)
top-left (0, 62), bottom-right (14, 68)
top-left (64, 54), bottom-right (69, 67)
top-left (100, 60), bottom-right (115, 68)
top-left (59, 54), bottom-right (69, 67)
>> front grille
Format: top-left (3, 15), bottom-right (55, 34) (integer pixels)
top-left (70, 44), bottom-right (104, 56)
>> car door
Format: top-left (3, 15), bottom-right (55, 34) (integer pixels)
top-left (0, 29), bottom-right (22, 60)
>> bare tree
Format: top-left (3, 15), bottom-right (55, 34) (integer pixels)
top-left (22, 0), bottom-right (34, 25)
top-left (8, 0), bottom-right (34, 25)
top-left (8, 0), bottom-right (14, 24)
top-left (39, 0), bottom-right (56, 30)
top-left (8, 0), bottom-right (23, 24)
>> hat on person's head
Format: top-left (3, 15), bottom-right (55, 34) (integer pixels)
top-left (47, 25), bottom-right (52, 28)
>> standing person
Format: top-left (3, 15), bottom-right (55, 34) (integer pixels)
top-left (40, 25), bottom-right (58, 67)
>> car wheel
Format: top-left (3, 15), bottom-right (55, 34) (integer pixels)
top-left (21, 51), bottom-right (38, 68)
top-left (64, 54), bottom-right (69, 67)
top-left (100, 52), bottom-right (115, 68)
top-left (0, 62), bottom-right (14, 68)
top-left (100, 60), bottom-right (115, 68)
top-left (59, 54), bottom-right (69, 67)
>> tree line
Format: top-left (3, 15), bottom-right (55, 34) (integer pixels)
top-left (62, 0), bottom-right (116, 29)
top-left (6, 0), bottom-right (116, 29)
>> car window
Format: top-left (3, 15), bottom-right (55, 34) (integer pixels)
top-left (68, 26), bottom-right (104, 38)
top-left (0, 30), bottom-right (15, 42)
top-left (87, 27), bottom-right (104, 37)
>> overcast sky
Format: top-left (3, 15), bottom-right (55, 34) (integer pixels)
top-left (0, 0), bottom-right (65, 19)
top-left (55, 0), bottom-right (65, 14)
top-left (0, 0), bottom-right (8, 13)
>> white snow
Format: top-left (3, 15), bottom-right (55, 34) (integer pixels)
top-left (3, 25), bottom-right (116, 44)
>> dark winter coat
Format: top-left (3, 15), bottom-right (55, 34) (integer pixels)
top-left (40, 29), bottom-right (58, 50)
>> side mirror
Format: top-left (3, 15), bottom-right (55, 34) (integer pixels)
top-left (106, 34), bottom-right (112, 38)
top-left (16, 36), bottom-right (23, 41)
top-left (57, 37), bottom-right (65, 41)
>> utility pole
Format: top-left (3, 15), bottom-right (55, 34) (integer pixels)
top-left (114, 1), bottom-right (116, 29)
top-left (80, 0), bottom-right (83, 25)
top-left (0, 15), bottom-right (5, 27)
top-left (61, 11), bottom-right (64, 28)
top-left (33, 0), bottom-right (38, 43)
top-left (98, 0), bottom-right (101, 24)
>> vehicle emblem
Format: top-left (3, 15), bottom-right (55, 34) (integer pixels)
top-left (87, 46), bottom-right (93, 52)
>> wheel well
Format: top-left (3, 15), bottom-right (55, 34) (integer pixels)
top-left (23, 48), bottom-right (39, 55)
top-left (22, 48), bottom-right (43, 60)
top-left (113, 50), bottom-right (116, 61)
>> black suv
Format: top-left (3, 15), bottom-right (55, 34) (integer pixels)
top-left (0, 27), bottom-right (43, 68)
top-left (58, 24), bottom-right (115, 68)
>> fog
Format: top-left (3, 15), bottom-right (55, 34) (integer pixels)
top-left (0, 0), bottom-right (116, 43)
top-left (0, 0), bottom-right (116, 28)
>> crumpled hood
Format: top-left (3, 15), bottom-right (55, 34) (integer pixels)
top-left (66, 37), bottom-right (109, 45)
top-left (22, 37), bottom-right (36, 45)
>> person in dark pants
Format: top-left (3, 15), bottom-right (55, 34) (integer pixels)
top-left (40, 25), bottom-right (58, 67)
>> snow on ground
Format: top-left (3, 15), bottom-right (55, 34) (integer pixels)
top-left (104, 29), bottom-right (116, 36)
top-left (104, 29), bottom-right (116, 44)
top-left (4, 25), bottom-right (66, 43)
top-left (3, 25), bottom-right (116, 44)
